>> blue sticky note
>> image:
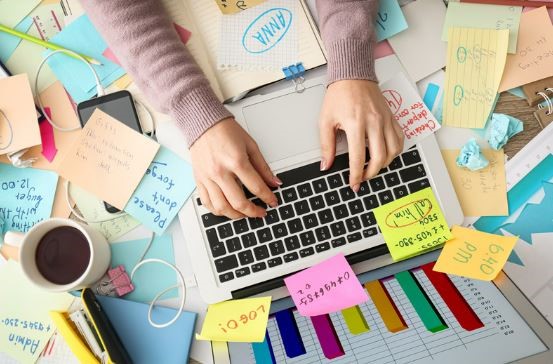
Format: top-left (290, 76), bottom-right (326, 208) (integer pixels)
top-left (44, 15), bottom-right (125, 103)
top-left (507, 87), bottom-right (525, 99)
top-left (97, 295), bottom-right (196, 364)
top-left (375, 0), bottom-right (408, 42)
top-left (110, 235), bottom-right (178, 302)
top-left (502, 182), bottom-right (553, 244)
top-left (0, 17), bottom-right (33, 63)
top-left (0, 164), bottom-right (58, 233)
top-left (125, 146), bottom-right (195, 235)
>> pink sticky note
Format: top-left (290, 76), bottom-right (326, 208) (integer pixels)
top-left (374, 40), bottom-right (394, 59)
top-left (173, 23), bottom-right (191, 44)
top-left (102, 48), bottom-right (122, 66)
top-left (284, 254), bottom-right (369, 316)
top-left (39, 107), bottom-right (58, 162)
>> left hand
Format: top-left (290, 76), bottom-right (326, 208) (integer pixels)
top-left (319, 79), bottom-right (404, 192)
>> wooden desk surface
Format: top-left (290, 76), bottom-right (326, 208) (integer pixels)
top-left (495, 92), bottom-right (543, 158)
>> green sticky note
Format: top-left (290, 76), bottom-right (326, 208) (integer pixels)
top-left (373, 187), bottom-right (452, 261)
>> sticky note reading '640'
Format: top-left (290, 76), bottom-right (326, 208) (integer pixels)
top-left (373, 187), bottom-right (452, 261)
top-left (284, 254), bottom-right (369, 316)
top-left (433, 226), bottom-right (517, 280)
top-left (197, 297), bottom-right (271, 342)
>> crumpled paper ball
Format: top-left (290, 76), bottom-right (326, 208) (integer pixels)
top-left (486, 113), bottom-right (523, 150)
top-left (456, 138), bottom-right (489, 171)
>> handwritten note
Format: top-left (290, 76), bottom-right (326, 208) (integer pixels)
top-left (58, 109), bottom-right (159, 210)
top-left (373, 187), bottom-right (452, 261)
top-left (0, 260), bottom-right (73, 363)
top-left (499, 7), bottom-right (553, 92)
top-left (442, 3), bottom-right (522, 53)
top-left (284, 254), bottom-right (368, 316)
top-left (0, 74), bottom-right (41, 155)
top-left (443, 28), bottom-right (509, 129)
top-left (381, 72), bottom-right (441, 150)
top-left (214, 0), bottom-right (267, 14)
top-left (442, 149), bottom-right (508, 217)
top-left (434, 226), bottom-right (517, 280)
top-left (218, 0), bottom-right (298, 69)
top-left (0, 164), bottom-right (58, 233)
top-left (124, 147), bottom-right (195, 235)
top-left (197, 297), bottom-right (271, 342)
top-left (376, 0), bottom-right (408, 42)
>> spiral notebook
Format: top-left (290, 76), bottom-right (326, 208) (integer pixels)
top-left (521, 76), bottom-right (553, 129)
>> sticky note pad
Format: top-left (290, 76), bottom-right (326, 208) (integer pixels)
top-left (58, 109), bottom-right (159, 210)
top-left (373, 187), bottom-right (452, 261)
top-left (284, 254), bottom-right (369, 316)
top-left (214, 0), bottom-right (267, 14)
top-left (376, 0), bottom-right (408, 42)
top-left (443, 28), bottom-right (509, 129)
top-left (0, 164), bottom-right (58, 233)
top-left (125, 146), bottom-right (195, 235)
top-left (434, 226), bottom-right (517, 280)
top-left (0, 17), bottom-right (33, 63)
top-left (197, 297), bottom-right (271, 342)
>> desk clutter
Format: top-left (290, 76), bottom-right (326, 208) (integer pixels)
top-left (1, 0), bottom-right (553, 363)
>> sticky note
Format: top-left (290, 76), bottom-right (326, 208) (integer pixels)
top-left (44, 15), bottom-right (126, 103)
top-left (197, 297), bottom-right (271, 342)
top-left (486, 113), bottom-right (523, 150)
top-left (373, 187), bottom-right (452, 261)
top-left (0, 0), bottom-right (41, 28)
top-left (375, 0), bottom-right (408, 42)
top-left (417, 70), bottom-right (445, 123)
top-left (110, 235), bottom-right (177, 302)
top-left (443, 28), bottom-right (509, 129)
top-left (434, 226), bottom-right (517, 280)
top-left (442, 149), bottom-right (508, 217)
top-left (283, 254), bottom-right (369, 316)
top-left (58, 109), bottom-right (159, 210)
top-left (0, 164), bottom-right (58, 233)
top-left (0, 17), bottom-right (33, 63)
top-left (374, 40), bottom-right (395, 59)
top-left (456, 138), bottom-right (489, 171)
top-left (442, 3), bottom-right (522, 53)
top-left (125, 146), bottom-right (195, 235)
top-left (0, 74), bottom-right (41, 155)
top-left (380, 72), bottom-right (441, 150)
top-left (214, 0), bottom-right (267, 14)
top-left (499, 7), bottom-right (553, 92)
top-left (0, 260), bottom-right (74, 364)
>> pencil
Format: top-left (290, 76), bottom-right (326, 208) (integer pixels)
top-left (461, 0), bottom-right (553, 8)
top-left (0, 23), bottom-right (102, 65)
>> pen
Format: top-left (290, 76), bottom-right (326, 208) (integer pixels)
top-left (0, 23), bottom-right (103, 65)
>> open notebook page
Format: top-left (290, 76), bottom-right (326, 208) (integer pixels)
top-left (185, 0), bottom-right (327, 100)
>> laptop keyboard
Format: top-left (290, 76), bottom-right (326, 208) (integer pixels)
top-left (197, 149), bottom-right (430, 284)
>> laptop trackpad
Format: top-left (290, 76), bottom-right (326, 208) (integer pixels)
top-left (242, 84), bottom-right (325, 164)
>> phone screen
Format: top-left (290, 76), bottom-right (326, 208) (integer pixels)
top-left (78, 93), bottom-right (142, 132)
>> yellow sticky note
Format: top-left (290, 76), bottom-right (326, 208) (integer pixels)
top-left (373, 187), bottom-right (452, 261)
top-left (443, 28), bottom-right (509, 128)
top-left (197, 297), bottom-right (271, 342)
top-left (441, 149), bottom-right (508, 217)
top-left (214, 0), bottom-right (267, 14)
top-left (434, 226), bottom-right (518, 280)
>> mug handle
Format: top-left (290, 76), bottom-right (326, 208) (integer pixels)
top-left (3, 231), bottom-right (25, 247)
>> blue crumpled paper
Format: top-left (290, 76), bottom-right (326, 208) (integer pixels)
top-left (0, 216), bottom-right (6, 247)
top-left (456, 138), bottom-right (489, 171)
top-left (486, 113), bottom-right (523, 150)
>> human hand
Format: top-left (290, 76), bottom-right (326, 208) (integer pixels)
top-left (190, 118), bottom-right (281, 219)
top-left (319, 80), bottom-right (404, 192)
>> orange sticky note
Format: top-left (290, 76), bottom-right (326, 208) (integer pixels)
top-left (434, 226), bottom-right (518, 280)
top-left (58, 109), bottom-right (159, 210)
top-left (0, 74), bottom-right (41, 155)
top-left (499, 7), bottom-right (553, 92)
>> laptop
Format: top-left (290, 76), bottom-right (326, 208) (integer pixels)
top-left (179, 69), bottom-right (464, 304)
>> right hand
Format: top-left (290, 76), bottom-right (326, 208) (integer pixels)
top-left (190, 118), bottom-right (281, 219)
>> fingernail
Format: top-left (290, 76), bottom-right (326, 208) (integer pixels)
top-left (320, 159), bottom-right (327, 171)
top-left (273, 176), bottom-right (283, 186)
top-left (261, 210), bottom-right (268, 217)
top-left (269, 200), bottom-right (278, 208)
top-left (352, 184), bottom-right (360, 193)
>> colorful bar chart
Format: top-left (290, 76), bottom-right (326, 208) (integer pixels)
top-left (252, 332), bottom-right (276, 364)
top-left (310, 314), bottom-right (344, 359)
top-left (341, 306), bottom-right (370, 335)
top-left (365, 280), bottom-right (408, 333)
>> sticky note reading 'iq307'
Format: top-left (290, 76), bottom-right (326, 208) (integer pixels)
top-left (373, 187), bottom-right (452, 261)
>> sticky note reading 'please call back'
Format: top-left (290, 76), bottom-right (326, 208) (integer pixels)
top-left (373, 187), bottom-right (452, 261)
top-left (284, 254), bottom-right (369, 316)
top-left (197, 297), bottom-right (271, 342)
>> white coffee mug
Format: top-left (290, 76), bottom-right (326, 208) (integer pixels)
top-left (4, 218), bottom-right (111, 292)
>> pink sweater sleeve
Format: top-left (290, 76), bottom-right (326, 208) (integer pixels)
top-left (83, 0), bottom-right (377, 147)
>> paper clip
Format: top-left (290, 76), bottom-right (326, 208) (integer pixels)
top-left (282, 62), bottom-right (306, 93)
top-left (95, 265), bottom-right (135, 297)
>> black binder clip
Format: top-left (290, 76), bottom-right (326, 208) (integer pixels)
top-left (282, 62), bottom-right (306, 93)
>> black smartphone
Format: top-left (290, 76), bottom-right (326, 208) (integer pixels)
top-left (77, 90), bottom-right (142, 214)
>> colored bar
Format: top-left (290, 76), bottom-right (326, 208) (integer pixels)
top-left (423, 83), bottom-right (440, 110)
top-left (365, 280), bottom-right (408, 333)
top-left (275, 309), bottom-right (306, 358)
top-left (395, 271), bottom-right (448, 333)
top-left (212, 341), bottom-right (231, 364)
top-left (421, 263), bottom-right (484, 331)
top-left (252, 332), bottom-right (276, 364)
top-left (341, 306), bottom-right (370, 335)
top-left (310, 314), bottom-right (345, 360)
